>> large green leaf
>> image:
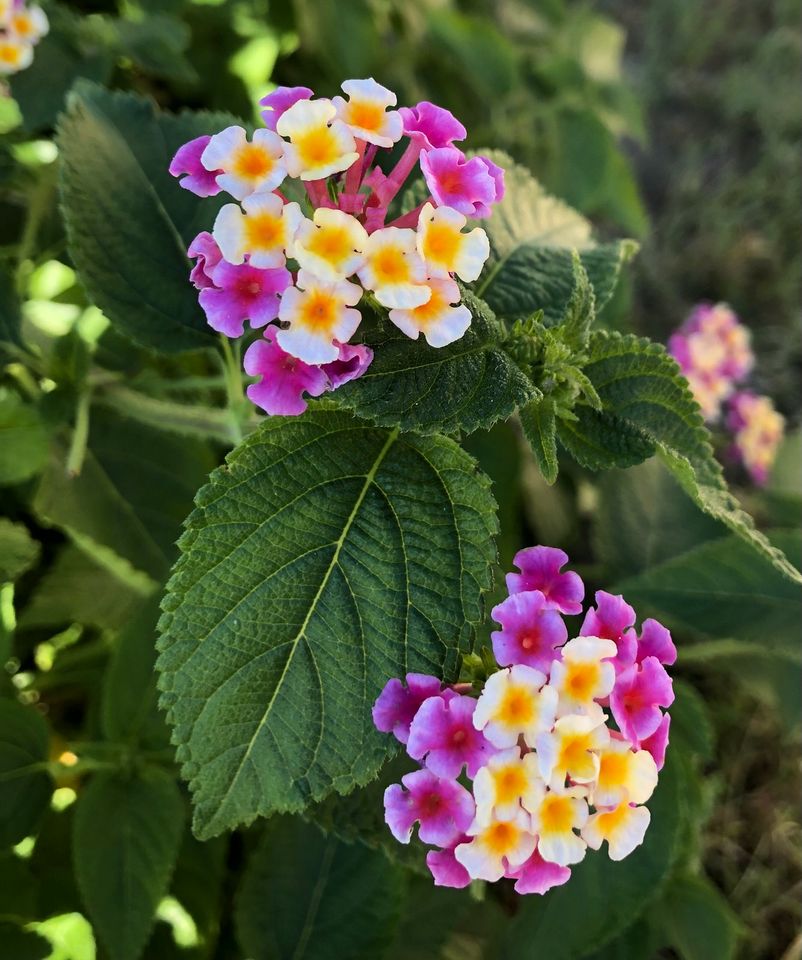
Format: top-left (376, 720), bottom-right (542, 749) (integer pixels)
top-left (0, 390), bottom-right (49, 487)
top-left (0, 519), bottom-right (40, 583)
top-left (0, 700), bottom-right (53, 847)
top-left (57, 82), bottom-right (236, 353)
top-left (73, 772), bottom-right (185, 960)
top-left (336, 290), bottom-right (538, 435)
top-left (501, 751), bottom-right (684, 960)
top-left (473, 152), bottom-right (635, 324)
top-left (557, 332), bottom-right (801, 583)
top-left (614, 530), bottom-right (801, 644)
top-left (157, 409), bottom-right (497, 838)
top-left (661, 874), bottom-right (742, 960)
top-left (235, 818), bottom-right (403, 960)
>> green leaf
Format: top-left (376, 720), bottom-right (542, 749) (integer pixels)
top-left (501, 751), bottom-right (684, 959)
top-left (669, 681), bottom-right (715, 763)
top-left (428, 11), bottom-right (519, 98)
top-left (0, 851), bottom-right (38, 921)
top-left (168, 829), bottom-right (228, 959)
top-left (474, 152), bottom-right (636, 324)
top-left (29, 808), bottom-right (83, 919)
top-left (0, 924), bottom-right (50, 960)
top-left (19, 545), bottom-right (145, 632)
top-left (73, 772), bottom-right (185, 960)
top-left (614, 530), bottom-right (801, 644)
top-left (593, 458), bottom-right (725, 581)
top-left (557, 332), bottom-right (802, 583)
top-left (33, 407), bottom-right (216, 584)
top-left (158, 410), bottom-right (497, 838)
top-left (0, 699), bottom-right (53, 847)
top-left (102, 597), bottom-right (169, 751)
top-left (0, 520), bottom-right (40, 583)
top-left (235, 818), bottom-right (403, 960)
top-left (560, 252), bottom-right (597, 349)
top-left (661, 874), bottom-right (742, 960)
top-left (57, 82), bottom-right (237, 353)
top-left (0, 390), bottom-right (49, 487)
top-left (336, 289), bottom-right (538, 436)
top-left (519, 398), bottom-right (558, 484)
top-left (0, 265), bottom-right (22, 350)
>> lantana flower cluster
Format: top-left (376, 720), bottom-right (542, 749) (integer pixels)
top-left (169, 79), bottom-right (502, 416)
top-left (668, 302), bottom-right (784, 485)
top-left (0, 0), bottom-right (47, 76)
top-left (373, 546), bottom-right (675, 894)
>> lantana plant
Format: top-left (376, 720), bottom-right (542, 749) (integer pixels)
top-left (374, 546), bottom-right (675, 893)
top-left (0, 0), bottom-right (47, 77)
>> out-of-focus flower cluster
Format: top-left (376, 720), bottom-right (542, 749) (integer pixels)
top-left (668, 302), bottom-right (784, 485)
top-left (373, 546), bottom-right (675, 894)
top-left (169, 79), bottom-right (503, 417)
top-left (0, 0), bottom-right (47, 76)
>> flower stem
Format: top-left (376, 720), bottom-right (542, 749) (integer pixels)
top-left (220, 336), bottom-right (247, 445)
top-left (66, 387), bottom-right (92, 477)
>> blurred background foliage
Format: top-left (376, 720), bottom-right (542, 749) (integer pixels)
top-left (1, 1), bottom-right (799, 959)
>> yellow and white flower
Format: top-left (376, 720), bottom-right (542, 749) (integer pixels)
top-left (293, 208), bottom-right (367, 282)
top-left (536, 713), bottom-right (610, 790)
top-left (473, 748), bottom-right (543, 826)
top-left (454, 808), bottom-right (536, 882)
top-left (416, 203), bottom-right (489, 283)
top-left (591, 739), bottom-right (658, 808)
top-left (276, 98), bottom-right (359, 181)
top-left (526, 782), bottom-right (589, 867)
top-left (388, 277), bottom-right (471, 348)
top-left (276, 269), bottom-right (363, 364)
top-left (6, 3), bottom-right (48, 42)
top-left (582, 802), bottom-right (650, 861)
top-left (201, 126), bottom-right (287, 201)
top-left (212, 194), bottom-right (302, 269)
top-left (549, 636), bottom-right (617, 718)
top-left (357, 227), bottom-right (430, 308)
top-left (473, 664), bottom-right (557, 749)
top-left (332, 78), bottom-right (403, 148)
top-left (0, 32), bottom-right (32, 75)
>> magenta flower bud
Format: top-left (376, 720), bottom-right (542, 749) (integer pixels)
top-left (321, 341), bottom-right (373, 390)
top-left (506, 546), bottom-right (584, 616)
top-left (580, 591), bottom-right (638, 672)
top-left (635, 618), bottom-right (676, 666)
top-left (243, 328), bottom-right (329, 417)
top-left (407, 694), bottom-right (498, 779)
top-left (505, 849), bottom-right (572, 896)
top-left (490, 590), bottom-right (567, 674)
top-left (259, 86), bottom-right (314, 131)
top-left (187, 232), bottom-right (223, 290)
top-left (199, 262), bottom-right (291, 338)
top-left (611, 656), bottom-right (675, 747)
top-left (420, 147), bottom-right (502, 218)
top-left (398, 101), bottom-right (466, 150)
top-left (372, 674), bottom-right (444, 745)
top-left (384, 769), bottom-right (475, 848)
top-left (169, 136), bottom-right (222, 197)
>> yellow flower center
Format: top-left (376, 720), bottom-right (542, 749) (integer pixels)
top-left (233, 144), bottom-right (274, 181)
top-left (498, 685), bottom-right (534, 727)
top-left (245, 213), bottom-right (283, 251)
top-left (540, 794), bottom-right (574, 834)
top-left (484, 820), bottom-right (519, 856)
top-left (0, 43), bottom-right (21, 65)
top-left (296, 127), bottom-right (340, 168)
top-left (494, 764), bottom-right (528, 804)
top-left (299, 291), bottom-right (337, 331)
top-left (307, 226), bottom-right (353, 264)
top-left (347, 101), bottom-right (384, 133)
top-left (12, 13), bottom-right (33, 36)
top-left (423, 222), bottom-right (461, 265)
top-left (372, 246), bottom-right (410, 285)
top-left (564, 661), bottom-right (600, 702)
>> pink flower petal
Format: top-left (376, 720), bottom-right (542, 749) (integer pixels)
top-left (580, 591), bottom-right (638, 671)
top-left (169, 136), bottom-right (222, 197)
top-left (491, 590), bottom-right (567, 673)
top-left (426, 840), bottom-right (472, 889)
top-left (636, 618), bottom-right (677, 666)
top-left (407, 695), bottom-right (497, 779)
top-left (243, 328), bottom-right (329, 417)
top-left (506, 546), bottom-right (584, 616)
top-left (384, 769), bottom-right (474, 848)
top-left (506, 849), bottom-right (571, 895)
top-left (372, 673), bottom-right (443, 745)
top-left (398, 101), bottom-right (466, 150)
top-left (259, 86), bottom-right (314, 131)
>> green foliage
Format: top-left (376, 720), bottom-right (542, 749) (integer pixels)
top-left (57, 83), bottom-right (235, 353)
top-left (0, 266), bottom-right (22, 350)
top-left (73, 772), bottom-right (185, 960)
top-left (235, 818), bottom-right (403, 960)
top-left (0, 518), bottom-right (40, 582)
top-left (337, 289), bottom-right (538, 436)
top-left (158, 410), bottom-right (497, 838)
top-left (0, 389), bottom-right (49, 486)
top-left (0, 700), bottom-right (53, 847)
top-left (661, 874), bottom-right (742, 960)
top-left (501, 752), bottom-right (685, 959)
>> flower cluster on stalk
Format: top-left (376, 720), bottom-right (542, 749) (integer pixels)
top-left (668, 302), bottom-right (784, 484)
top-left (169, 79), bottom-right (503, 417)
top-left (373, 546), bottom-right (675, 894)
top-left (0, 0), bottom-right (47, 76)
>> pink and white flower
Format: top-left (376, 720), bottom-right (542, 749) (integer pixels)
top-left (243, 329), bottom-right (329, 417)
top-left (455, 808), bottom-right (536, 882)
top-left (384, 769), bottom-right (475, 847)
top-left (276, 98), bottom-right (359, 181)
top-left (416, 203), bottom-right (489, 282)
top-left (387, 277), bottom-right (471, 348)
top-left (259, 85), bottom-right (313, 131)
top-left (169, 137), bottom-right (222, 198)
top-left (506, 545), bottom-right (585, 615)
top-left (276, 269), bottom-right (363, 364)
top-left (473, 665), bottom-right (557, 749)
top-left (408, 693), bottom-right (498, 779)
top-left (199, 261), bottom-right (290, 337)
top-left (582, 802), bottom-right (651, 861)
top-left (200, 126), bottom-right (287, 200)
top-left (358, 227), bottom-right (430, 308)
top-left (420, 148), bottom-right (504, 218)
top-left (610, 657), bottom-right (674, 747)
top-left (505, 849), bottom-right (572, 896)
top-left (580, 591), bottom-right (638, 671)
top-left (332, 78), bottom-right (404, 148)
top-left (212, 193), bottom-right (303, 268)
top-left (490, 589), bottom-right (568, 673)
top-left (372, 673), bottom-right (444, 745)
top-left (548, 636), bottom-right (617, 718)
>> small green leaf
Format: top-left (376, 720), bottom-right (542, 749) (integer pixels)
top-left (0, 265), bottom-right (22, 350)
top-left (0, 390), bottom-right (49, 487)
top-left (0, 520), bottom-right (40, 583)
top-left (336, 289), bottom-right (538, 435)
top-left (158, 410), bottom-right (497, 838)
top-left (0, 700), bottom-right (53, 847)
top-left (560, 253), bottom-right (596, 349)
top-left (57, 82), bottom-right (238, 353)
top-left (235, 818), bottom-right (403, 960)
top-left (501, 750), bottom-right (684, 959)
top-left (73, 772), bottom-right (185, 960)
top-left (520, 398), bottom-right (558, 484)
top-left (557, 332), bottom-right (801, 583)
top-left (661, 874), bottom-right (742, 960)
